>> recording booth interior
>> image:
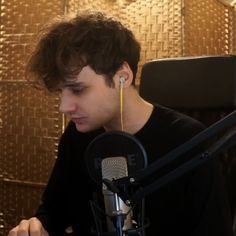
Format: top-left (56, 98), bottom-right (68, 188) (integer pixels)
top-left (139, 54), bottom-right (236, 233)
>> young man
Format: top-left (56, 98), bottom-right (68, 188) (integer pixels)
top-left (9, 11), bottom-right (233, 236)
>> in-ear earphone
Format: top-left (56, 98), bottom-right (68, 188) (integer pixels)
top-left (119, 76), bottom-right (125, 87)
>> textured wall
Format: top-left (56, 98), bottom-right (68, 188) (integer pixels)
top-left (0, 0), bottom-right (65, 234)
top-left (183, 0), bottom-right (234, 55)
top-left (233, 7), bottom-right (236, 53)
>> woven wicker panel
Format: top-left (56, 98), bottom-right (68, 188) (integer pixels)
top-left (0, 0), bottom-right (65, 35)
top-left (68, 0), bottom-right (121, 17)
top-left (0, 82), bottom-right (62, 235)
top-left (0, 82), bottom-right (61, 183)
top-left (0, 1), bottom-right (65, 234)
top-left (124, 0), bottom-right (182, 59)
top-left (233, 7), bottom-right (236, 53)
top-left (122, 0), bottom-right (182, 83)
top-left (0, 0), bottom-right (65, 82)
top-left (183, 0), bottom-right (232, 55)
top-left (0, 35), bottom-right (31, 81)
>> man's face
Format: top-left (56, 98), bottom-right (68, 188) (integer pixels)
top-left (59, 66), bottom-right (120, 132)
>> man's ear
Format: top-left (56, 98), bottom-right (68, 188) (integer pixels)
top-left (114, 62), bottom-right (134, 88)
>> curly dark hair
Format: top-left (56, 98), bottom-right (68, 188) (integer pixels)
top-left (27, 11), bottom-right (141, 91)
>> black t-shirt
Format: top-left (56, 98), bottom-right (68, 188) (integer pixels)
top-left (35, 105), bottom-right (233, 236)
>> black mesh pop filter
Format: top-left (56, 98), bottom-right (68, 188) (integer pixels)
top-left (84, 131), bottom-right (148, 185)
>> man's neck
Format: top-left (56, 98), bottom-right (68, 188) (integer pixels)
top-left (104, 88), bottom-right (153, 134)
top-left (122, 92), bottom-right (153, 134)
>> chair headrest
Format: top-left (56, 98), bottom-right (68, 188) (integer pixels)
top-left (139, 55), bottom-right (236, 109)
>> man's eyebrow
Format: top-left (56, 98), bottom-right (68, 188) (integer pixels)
top-left (64, 82), bottom-right (85, 88)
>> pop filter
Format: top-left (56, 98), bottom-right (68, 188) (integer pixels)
top-left (84, 131), bottom-right (148, 185)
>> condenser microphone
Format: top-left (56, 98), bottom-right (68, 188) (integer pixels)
top-left (102, 157), bottom-right (133, 233)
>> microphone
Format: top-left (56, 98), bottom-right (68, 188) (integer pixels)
top-left (102, 157), bottom-right (133, 234)
top-left (84, 131), bottom-right (148, 235)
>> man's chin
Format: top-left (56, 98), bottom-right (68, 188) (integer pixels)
top-left (74, 123), bottom-right (99, 133)
top-left (75, 123), bottom-right (90, 133)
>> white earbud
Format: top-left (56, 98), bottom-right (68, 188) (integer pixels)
top-left (119, 76), bottom-right (125, 87)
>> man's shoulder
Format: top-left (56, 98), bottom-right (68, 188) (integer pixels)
top-left (154, 104), bottom-right (205, 131)
top-left (149, 105), bottom-right (206, 145)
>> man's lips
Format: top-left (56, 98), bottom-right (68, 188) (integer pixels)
top-left (71, 117), bottom-right (87, 124)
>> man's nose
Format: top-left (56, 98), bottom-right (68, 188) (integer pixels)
top-left (59, 92), bottom-right (77, 114)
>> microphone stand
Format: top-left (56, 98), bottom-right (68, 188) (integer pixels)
top-left (113, 193), bottom-right (124, 236)
top-left (113, 110), bottom-right (236, 205)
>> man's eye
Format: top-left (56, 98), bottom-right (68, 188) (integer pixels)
top-left (71, 87), bottom-right (85, 95)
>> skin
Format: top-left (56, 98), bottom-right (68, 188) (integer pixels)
top-left (8, 63), bottom-right (153, 236)
top-left (59, 64), bottom-right (153, 133)
top-left (8, 217), bottom-right (48, 236)
top-left (59, 65), bottom-right (121, 133)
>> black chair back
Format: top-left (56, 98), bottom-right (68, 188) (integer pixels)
top-left (139, 55), bottom-right (236, 227)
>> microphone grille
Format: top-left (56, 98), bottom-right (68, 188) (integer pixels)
top-left (101, 157), bottom-right (128, 180)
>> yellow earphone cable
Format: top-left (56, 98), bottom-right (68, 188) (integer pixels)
top-left (120, 79), bottom-right (124, 131)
